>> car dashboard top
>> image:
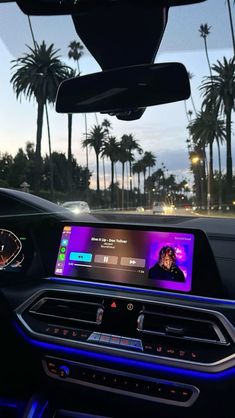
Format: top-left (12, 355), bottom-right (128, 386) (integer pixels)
top-left (0, 190), bottom-right (235, 417)
top-left (0, 200), bottom-right (234, 299)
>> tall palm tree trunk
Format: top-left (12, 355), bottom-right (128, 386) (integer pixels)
top-left (122, 162), bottom-right (125, 210)
top-left (203, 38), bottom-right (213, 79)
top-left (184, 101), bottom-right (190, 123)
top-left (129, 161), bottom-right (133, 208)
top-left (96, 152), bottom-right (100, 197)
top-left (114, 163), bottom-right (119, 208)
top-left (216, 138), bottom-right (223, 208)
top-left (45, 102), bottom-right (54, 199)
top-left (143, 170), bottom-right (146, 207)
top-left (102, 157), bottom-right (106, 206)
top-left (138, 172), bottom-right (141, 205)
top-left (126, 163), bottom-right (129, 208)
top-left (227, 0), bottom-right (235, 56)
top-left (36, 100), bottom-right (44, 160)
top-left (198, 164), bottom-right (204, 208)
top-left (67, 113), bottom-right (73, 194)
top-left (203, 37), bottom-right (214, 208)
top-left (190, 95), bottom-right (197, 115)
top-left (209, 142), bottom-right (213, 205)
top-left (226, 110), bottom-right (233, 201)
top-left (102, 158), bottom-right (106, 190)
top-left (35, 99), bottom-right (44, 192)
top-left (148, 165), bottom-right (151, 208)
top-left (111, 160), bottom-right (114, 207)
top-left (27, 16), bottom-right (37, 48)
top-left (84, 113), bottom-right (89, 202)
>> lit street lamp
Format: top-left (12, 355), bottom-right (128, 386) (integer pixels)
top-left (191, 154), bottom-right (210, 212)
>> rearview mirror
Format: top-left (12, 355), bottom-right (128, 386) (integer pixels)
top-left (56, 63), bottom-right (190, 119)
top-left (16, 0), bottom-right (206, 16)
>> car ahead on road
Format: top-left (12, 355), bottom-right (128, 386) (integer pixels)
top-left (153, 202), bottom-right (176, 215)
top-left (152, 201), bottom-right (166, 214)
top-left (61, 201), bottom-right (91, 214)
top-left (136, 206), bottom-right (145, 213)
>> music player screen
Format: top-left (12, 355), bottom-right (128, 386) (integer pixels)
top-left (55, 225), bottom-right (194, 292)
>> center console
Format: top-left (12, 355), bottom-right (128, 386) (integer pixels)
top-left (15, 222), bottom-right (235, 410)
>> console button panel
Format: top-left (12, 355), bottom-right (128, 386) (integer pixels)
top-left (43, 356), bottom-right (200, 407)
top-left (32, 319), bottom-right (233, 365)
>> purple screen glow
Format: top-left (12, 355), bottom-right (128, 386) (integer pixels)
top-left (54, 226), bottom-right (194, 292)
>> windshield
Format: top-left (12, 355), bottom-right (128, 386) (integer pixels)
top-left (0, 0), bottom-right (234, 218)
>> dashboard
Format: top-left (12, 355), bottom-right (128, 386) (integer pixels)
top-left (0, 189), bottom-right (235, 417)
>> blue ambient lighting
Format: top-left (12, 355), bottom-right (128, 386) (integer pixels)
top-left (27, 399), bottom-right (49, 418)
top-left (0, 398), bottom-right (17, 409)
top-left (27, 400), bottom-right (38, 418)
top-left (38, 400), bottom-right (49, 418)
top-left (14, 321), bottom-right (235, 381)
top-left (48, 277), bottom-right (235, 306)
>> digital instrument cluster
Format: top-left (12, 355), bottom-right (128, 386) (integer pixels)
top-left (0, 228), bottom-right (27, 273)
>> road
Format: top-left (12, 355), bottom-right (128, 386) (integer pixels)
top-left (99, 208), bottom-right (235, 218)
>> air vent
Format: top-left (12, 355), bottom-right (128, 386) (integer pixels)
top-left (29, 297), bottom-right (104, 326)
top-left (137, 310), bottom-right (228, 345)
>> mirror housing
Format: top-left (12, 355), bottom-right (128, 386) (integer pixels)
top-left (16, 0), bottom-right (206, 15)
top-left (56, 63), bottom-right (190, 120)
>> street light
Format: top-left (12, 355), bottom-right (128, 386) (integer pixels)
top-left (191, 156), bottom-right (200, 164)
top-left (191, 154), bottom-right (210, 212)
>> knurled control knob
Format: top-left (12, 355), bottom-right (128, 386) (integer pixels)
top-left (59, 365), bottom-right (70, 378)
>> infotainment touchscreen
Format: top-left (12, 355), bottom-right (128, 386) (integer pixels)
top-left (54, 225), bottom-right (195, 292)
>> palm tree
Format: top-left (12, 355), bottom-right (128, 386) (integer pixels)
top-left (11, 42), bottom-right (69, 191)
top-left (199, 24), bottom-right (213, 79)
top-left (26, 17), bottom-right (55, 198)
top-left (133, 160), bottom-right (144, 205)
top-left (226, 0), bottom-right (235, 56)
top-left (117, 141), bottom-right (130, 210)
top-left (189, 110), bottom-right (226, 207)
top-left (201, 57), bottom-right (235, 201)
top-left (184, 100), bottom-right (191, 123)
top-left (152, 168), bottom-right (165, 198)
top-left (82, 124), bottom-right (107, 196)
top-left (102, 136), bottom-right (119, 207)
top-left (139, 156), bottom-right (149, 206)
top-left (188, 72), bottom-right (197, 115)
top-left (101, 119), bottom-right (112, 193)
top-left (141, 151), bottom-right (156, 207)
top-left (68, 40), bottom-right (84, 74)
top-left (142, 151), bottom-right (156, 179)
top-left (102, 119), bottom-right (112, 135)
top-left (62, 68), bottom-right (77, 193)
top-left (120, 134), bottom-right (142, 206)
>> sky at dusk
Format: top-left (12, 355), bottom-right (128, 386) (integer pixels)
top-left (0, 0), bottom-right (234, 189)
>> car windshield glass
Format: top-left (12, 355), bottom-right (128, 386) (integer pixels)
top-left (0, 0), bottom-right (234, 218)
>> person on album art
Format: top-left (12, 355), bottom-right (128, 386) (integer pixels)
top-left (148, 246), bottom-right (185, 282)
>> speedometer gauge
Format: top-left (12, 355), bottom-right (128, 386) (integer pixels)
top-left (0, 229), bottom-right (23, 269)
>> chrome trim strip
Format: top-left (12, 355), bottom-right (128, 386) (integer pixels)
top-left (42, 356), bottom-right (200, 407)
